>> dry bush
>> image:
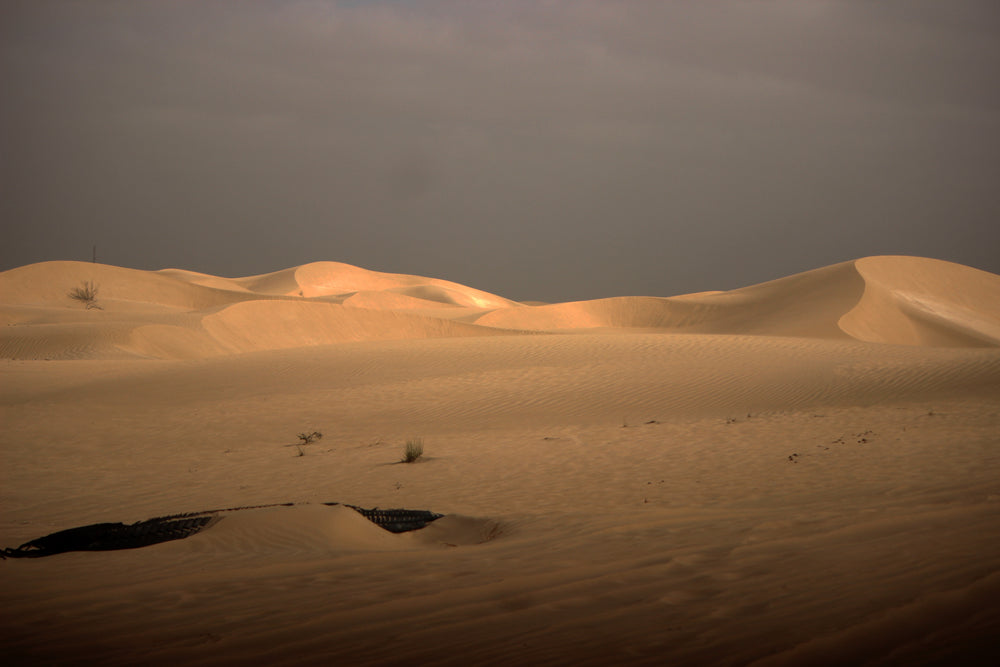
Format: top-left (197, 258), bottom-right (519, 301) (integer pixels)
top-left (292, 431), bottom-right (322, 456)
top-left (68, 281), bottom-right (101, 309)
top-left (402, 438), bottom-right (424, 463)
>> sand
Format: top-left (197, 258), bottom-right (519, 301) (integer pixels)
top-left (1, 255), bottom-right (999, 665)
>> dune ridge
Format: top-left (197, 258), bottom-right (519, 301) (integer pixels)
top-left (476, 257), bottom-right (1000, 346)
top-left (1, 255), bottom-right (998, 361)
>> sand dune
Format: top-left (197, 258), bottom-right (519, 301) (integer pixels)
top-left (0, 261), bottom-right (254, 312)
top-left (341, 289), bottom-right (460, 310)
top-left (231, 266), bottom-right (304, 296)
top-left (0, 259), bottom-right (527, 360)
top-left (474, 260), bottom-right (868, 335)
top-left (156, 268), bottom-right (254, 294)
top-left (2, 256), bottom-right (998, 362)
top-left (477, 257), bottom-right (1000, 346)
top-left (2, 255), bottom-right (999, 664)
top-left (292, 261), bottom-right (518, 308)
top-left (841, 256), bottom-right (1000, 347)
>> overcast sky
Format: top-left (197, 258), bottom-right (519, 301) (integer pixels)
top-left (3, 1), bottom-right (998, 302)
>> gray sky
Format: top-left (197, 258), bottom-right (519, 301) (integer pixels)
top-left (3, 1), bottom-right (999, 302)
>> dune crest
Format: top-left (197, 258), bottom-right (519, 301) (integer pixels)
top-left (0, 261), bottom-right (251, 311)
top-left (0, 256), bottom-right (997, 360)
top-left (839, 256), bottom-right (1000, 347)
top-left (292, 261), bottom-right (517, 308)
top-left (476, 257), bottom-right (1000, 347)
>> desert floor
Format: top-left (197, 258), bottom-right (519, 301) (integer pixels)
top-left (2, 256), bottom-right (999, 665)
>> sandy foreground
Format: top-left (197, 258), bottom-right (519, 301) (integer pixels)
top-left (1, 256), bottom-right (999, 665)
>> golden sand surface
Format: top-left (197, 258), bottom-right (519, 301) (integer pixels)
top-left (2, 256), bottom-right (999, 665)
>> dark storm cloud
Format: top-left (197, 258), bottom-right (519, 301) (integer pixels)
top-left (3, 1), bottom-right (999, 301)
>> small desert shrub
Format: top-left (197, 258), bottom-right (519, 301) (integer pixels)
top-left (402, 438), bottom-right (424, 463)
top-left (292, 431), bottom-right (322, 456)
top-left (68, 281), bottom-right (101, 309)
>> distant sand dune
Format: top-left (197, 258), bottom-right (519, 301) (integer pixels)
top-left (341, 289), bottom-right (455, 310)
top-left (0, 261), bottom-right (253, 312)
top-left (231, 266), bottom-right (303, 296)
top-left (475, 260), bottom-right (865, 337)
top-left (293, 261), bottom-right (517, 308)
top-left (156, 268), bottom-right (253, 294)
top-left (1, 256), bottom-right (996, 361)
top-left (840, 256), bottom-right (1000, 346)
top-left (477, 257), bottom-right (1000, 346)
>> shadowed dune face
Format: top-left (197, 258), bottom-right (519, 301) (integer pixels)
top-left (0, 255), bottom-right (997, 362)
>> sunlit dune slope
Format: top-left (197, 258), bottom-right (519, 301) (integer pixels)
top-left (230, 266), bottom-right (304, 296)
top-left (841, 256), bottom-right (1000, 346)
top-left (475, 260), bottom-right (863, 338)
top-left (0, 261), bottom-right (253, 311)
top-left (1, 256), bottom-right (998, 361)
top-left (341, 290), bottom-right (454, 310)
top-left (292, 261), bottom-right (518, 308)
top-left (0, 260), bottom-right (522, 360)
top-left (156, 268), bottom-right (253, 294)
top-left (476, 257), bottom-right (1000, 346)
